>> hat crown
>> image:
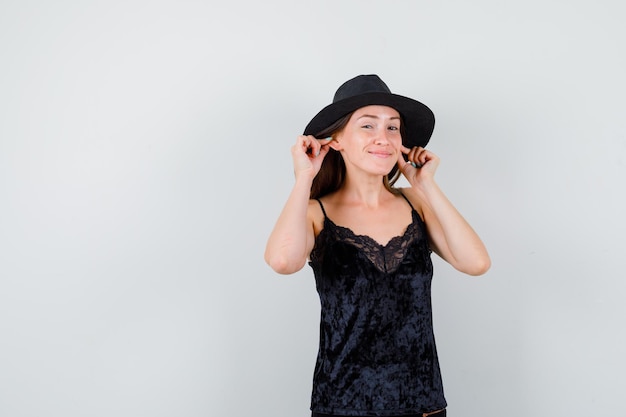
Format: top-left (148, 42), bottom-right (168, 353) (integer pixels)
top-left (333, 74), bottom-right (391, 103)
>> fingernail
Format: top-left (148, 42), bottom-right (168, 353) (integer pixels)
top-left (316, 150), bottom-right (320, 156)
top-left (324, 137), bottom-right (332, 141)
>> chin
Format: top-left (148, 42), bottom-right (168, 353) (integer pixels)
top-left (358, 158), bottom-right (397, 176)
top-left (372, 166), bottom-right (396, 176)
top-left (376, 161), bottom-right (397, 175)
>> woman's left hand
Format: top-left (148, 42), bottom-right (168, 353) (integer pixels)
top-left (397, 146), bottom-right (440, 186)
top-left (397, 145), bottom-right (491, 276)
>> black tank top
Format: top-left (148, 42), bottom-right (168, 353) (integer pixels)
top-left (308, 194), bottom-right (447, 416)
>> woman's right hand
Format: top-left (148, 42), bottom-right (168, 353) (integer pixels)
top-left (266, 135), bottom-right (332, 274)
top-left (291, 135), bottom-right (332, 179)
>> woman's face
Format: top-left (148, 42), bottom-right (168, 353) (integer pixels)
top-left (332, 105), bottom-right (402, 175)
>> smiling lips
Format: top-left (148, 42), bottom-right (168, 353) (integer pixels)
top-left (368, 149), bottom-right (394, 158)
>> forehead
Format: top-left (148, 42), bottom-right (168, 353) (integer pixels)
top-left (351, 105), bottom-right (400, 119)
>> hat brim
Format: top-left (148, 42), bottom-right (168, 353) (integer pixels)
top-left (303, 92), bottom-right (435, 149)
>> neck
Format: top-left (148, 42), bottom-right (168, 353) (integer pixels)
top-left (338, 170), bottom-right (391, 209)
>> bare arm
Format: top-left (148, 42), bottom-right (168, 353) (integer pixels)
top-left (399, 147), bottom-right (491, 276)
top-left (264, 135), bottom-right (331, 274)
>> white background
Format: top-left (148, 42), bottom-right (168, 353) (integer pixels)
top-left (1, 1), bottom-right (625, 416)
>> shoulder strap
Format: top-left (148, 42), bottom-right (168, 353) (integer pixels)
top-left (398, 190), bottom-right (416, 211)
top-left (315, 198), bottom-right (328, 218)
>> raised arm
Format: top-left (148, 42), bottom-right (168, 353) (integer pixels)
top-left (264, 135), bottom-right (331, 274)
top-left (399, 147), bottom-right (491, 276)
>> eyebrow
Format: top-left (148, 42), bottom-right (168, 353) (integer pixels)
top-left (357, 114), bottom-right (401, 120)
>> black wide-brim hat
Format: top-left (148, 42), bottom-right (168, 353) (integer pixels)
top-left (304, 74), bottom-right (435, 148)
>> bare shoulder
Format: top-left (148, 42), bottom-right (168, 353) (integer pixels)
top-left (307, 198), bottom-right (326, 237)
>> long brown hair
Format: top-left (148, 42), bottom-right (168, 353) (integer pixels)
top-left (310, 111), bottom-right (404, 199)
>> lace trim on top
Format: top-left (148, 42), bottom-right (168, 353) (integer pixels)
top-left (320, 210), bottom-right (424, 275)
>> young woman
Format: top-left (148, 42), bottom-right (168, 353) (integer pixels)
top-left (265, 75), bottom-right (490, 417)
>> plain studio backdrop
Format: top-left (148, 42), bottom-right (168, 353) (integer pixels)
top-left (1, 1), bottom-right (625, 416)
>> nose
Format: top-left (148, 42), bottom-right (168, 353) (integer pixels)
top-left (374, 130), bottom-right (392, 145)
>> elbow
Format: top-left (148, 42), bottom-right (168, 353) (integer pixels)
top-left (464, 255), bottom-right (491, 276)
top-left (264, 252), bottom-right (305, 275)
top-left (449, 249), bottom-right (491, 276)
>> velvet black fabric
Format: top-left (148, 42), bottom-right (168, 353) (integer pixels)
top-left (313, 410), bottom-right (446, 417)
top-left (308, 198), bottom-right (446, 416)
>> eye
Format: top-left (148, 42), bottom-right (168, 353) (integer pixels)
top-left (361, 124), bottom-right (373, 129)
top-left (388, 125), bottom-right (399, 131)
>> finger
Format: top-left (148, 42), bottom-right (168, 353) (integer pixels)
top-left (399, 158), bottom-right (415, 174)
top-left (297, 135), bottom-right (312, 153)
top-left (398, 145), bottom-right (417, 163)
top-left (404, 147), bottom-right (424, 169)
top-left (317, 136), bottom-right (333, 143)
top-left (398, 154), bottom-right (417, 170)
top-left (317, 144), bottom-right (331, 159)
top-left (417, 148), bottom-right (433, 166)
top-left (312, 137), bottom-right (333, 156)
top-left (305, 135), bottom-right (322, 156)
top-left (407, 147), bottom-right (420, 164)
top-left (311, 137), bottom-right (335, 158)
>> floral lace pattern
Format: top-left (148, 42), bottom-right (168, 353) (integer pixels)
top-left (324, 212), bottom-right (423, 275)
